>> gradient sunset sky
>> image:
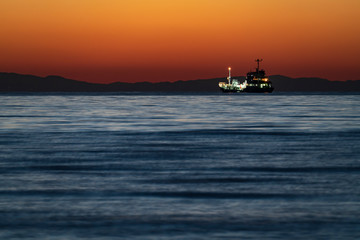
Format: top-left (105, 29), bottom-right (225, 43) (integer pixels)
top-left (1, 0), bottom-right (360, 83)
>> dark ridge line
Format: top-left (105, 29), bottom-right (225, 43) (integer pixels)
top-left (1, 72), bottom-right (360, 92)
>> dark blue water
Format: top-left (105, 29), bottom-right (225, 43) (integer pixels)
top-left (1, 93), bottom-right (360, 239)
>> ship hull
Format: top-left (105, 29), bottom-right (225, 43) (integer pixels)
top-left (219, 87), bottom-right (273, 93)
top-left (219, 87), bottom-right (244, 93)
top-left (244, 87), bottom-right (274, 93)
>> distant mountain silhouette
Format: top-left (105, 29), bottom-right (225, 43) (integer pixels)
top-left (1, 72), bottom-right (360, 92)
top-left (0, 73), bottom-right (102, 92)
top-left (270, 75), bottom-right (360, 92)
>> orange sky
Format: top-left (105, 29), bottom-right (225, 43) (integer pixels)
top-left (1, 0), bottom-right (360, 83)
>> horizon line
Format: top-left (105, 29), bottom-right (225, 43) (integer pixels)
top-left (1, 71), bottom-right (359, 84)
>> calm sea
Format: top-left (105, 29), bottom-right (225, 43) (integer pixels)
top-left (0, 92), bottom-right (359, 239)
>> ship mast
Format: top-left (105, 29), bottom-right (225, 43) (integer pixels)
top-left (255, 59), bottom-right (263, 73)
top-left (228, 67), bottom-right (231, 84)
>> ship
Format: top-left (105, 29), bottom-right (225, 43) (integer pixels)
top-left (218, 59), bottom-right (274, 93)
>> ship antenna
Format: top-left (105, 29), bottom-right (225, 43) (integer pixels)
top-left (255, 59), bottom-right (263, 72)
top-left (228, 67), bottom-right (231, 84)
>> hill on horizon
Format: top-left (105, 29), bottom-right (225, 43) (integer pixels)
top-left (1, 72), bottom-right (360, 92)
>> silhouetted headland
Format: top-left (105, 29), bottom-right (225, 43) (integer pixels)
top-left (1, 72), bottom-right (360, 92)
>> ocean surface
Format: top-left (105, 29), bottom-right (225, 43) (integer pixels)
top-left (0, 92), bottom-right (359, 239)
